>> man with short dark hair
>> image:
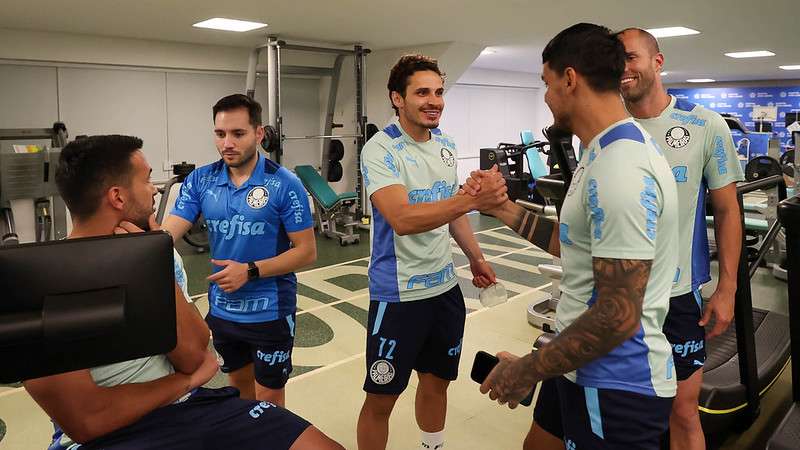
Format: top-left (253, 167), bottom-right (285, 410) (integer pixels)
top-left (24, 135), bottom-right (342, 450)
top-left (356, 54), bottom-right (506, 450)
top-left (618, 28), bottom-right (744, 450)
top-left (162, 94), bottom-right (316, 407)
top-left (474, 23), bottom-right (679, 450)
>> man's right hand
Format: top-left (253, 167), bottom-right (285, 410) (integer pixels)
top-left (460, 166), bottom-right (509, 213)
top-left (466, 166), bottom-right (508, 211)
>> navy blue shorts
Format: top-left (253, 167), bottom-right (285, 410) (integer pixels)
top-left (533, 377), bottom-right (673, 449)
top-left (662, 290), bottom-right (706, 381)
top-left (75, 387), bottom-right (310, 449)
top-left (363, 285), bottom-right (466, 395)
top-left (206, 314), bottom-right (295, 389)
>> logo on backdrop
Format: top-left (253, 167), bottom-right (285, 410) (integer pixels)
top-left (370, 360), bottom-right (395, 385)
top-left (246, 186), bottom-right (269, 209)
top-left (665, 126), bottom-right (691, 149)
top-left (440, 148), bottom-right (456, 167)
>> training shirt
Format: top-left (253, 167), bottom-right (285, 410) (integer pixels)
top-left (635, 96), bottom-right (744, 296)
top-left (557, 119), bottom-right (678, 397)
top-left (361, 119), bottom-right (460, 302)
top-left (171, 153), bottom-right (313, 323)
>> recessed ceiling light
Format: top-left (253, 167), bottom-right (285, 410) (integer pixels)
top-left (645, 27), bottom-right (701, 38)
top-left (779, 65), bottom-right (800, 70)
top-left (193, 18), bottom-right (267, 32)
top-left (481, 48), bottom-right (497, 55)
top-left (687, 78), bottom-right (715, 83)
top-left (725, 50), bottom-right (775, 58)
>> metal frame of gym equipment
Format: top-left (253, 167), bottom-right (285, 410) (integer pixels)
top-left (699, 174), bottom-right (790, 441)
top-left (0, 124), bottom-right (69, 246)
top-left (244, 37), bottom-right (369, 245)
top-left (766, 192), bottom-right (799, 449)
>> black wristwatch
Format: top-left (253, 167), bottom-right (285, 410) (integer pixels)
top-left (247, 262), bottom-right (260, 281)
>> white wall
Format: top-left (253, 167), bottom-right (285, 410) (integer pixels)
top-left (439, 67), bottom-right (552, 182)
top-left (0, 61), bottom-right (322, 243)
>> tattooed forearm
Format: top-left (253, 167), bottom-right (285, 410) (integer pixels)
top-left (493, 201), bottom-right (560, 256)
top-left (514, 257), bottom-right (652, 385)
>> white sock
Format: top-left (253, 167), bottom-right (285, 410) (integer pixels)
top-left (421, 430), bottom-right (445, 449)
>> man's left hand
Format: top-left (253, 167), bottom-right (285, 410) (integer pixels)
top-left (699, 286), bottom-right (735, 339)
top-left (470, 258), bottom-right (497, 288)
top-left (479, 351), bottom-right (531, 409)
top-left (207, 260), bottom-right (249, 293)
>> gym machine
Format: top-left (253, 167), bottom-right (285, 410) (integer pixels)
top-left (767, 192), bottom-right (800, 450)
top-left (0, 123), bottom-right (69, 246)
top-left (244, 38), bottom-right (372, 224)
top-left (154, 162), bottom-right (209, 252)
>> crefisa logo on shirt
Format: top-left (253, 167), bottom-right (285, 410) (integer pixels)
top-left (440, 148), bottom-right (455, 167)
top-left (665, 126), bottom-right (691, 149)
top-left (247, 186), bottom-right (269, 209)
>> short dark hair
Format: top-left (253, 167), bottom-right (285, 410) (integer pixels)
top-left (213, 94), bottom-right (263, 127)
top-left (542, 23), bottom-right (626, 93)
top-left (387, 54), bottom-right (445, 115)
top-left (55, 135), bottom-right (142, 220)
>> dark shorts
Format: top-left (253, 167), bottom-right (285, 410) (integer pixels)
top-left (206, 314), bottom-right (295, 389)
top-left (363, 285), bottom-right (466, 395)
top-left (74, 387), bottom-right (310, 449)
top-left (662, 289), bottom-right (706, 381)
top-left (533, 377), bottom-right (673, 449)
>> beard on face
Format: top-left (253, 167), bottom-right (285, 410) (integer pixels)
top-left (403, 104), bottom-right (442, 130)
top-left (224, 146), bottom-right (258, 168)
top-left (552, 111), bottom-right (573, 135)
top-left (621, 69), bottom-right (656, 103)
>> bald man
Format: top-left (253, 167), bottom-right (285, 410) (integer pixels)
top-left (617, 28), bottom-right (744, 450)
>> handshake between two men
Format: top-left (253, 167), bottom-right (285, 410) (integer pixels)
top-left (459, 165), bottom-right (513, 215)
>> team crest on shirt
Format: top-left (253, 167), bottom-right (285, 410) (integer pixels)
top-left (370, 360), bottom-right (395, 385)
top-left (246, 186), bottom-right (269, 209)
top-left (665, 126), bottom-right (691, 149)
top-left (440, 148), bottom-right (456, 167)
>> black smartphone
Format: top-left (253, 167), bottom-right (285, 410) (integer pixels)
top-left (470, 350), bottom-right (499, 384)
top-left (470, 351), bottom-right (534, 407)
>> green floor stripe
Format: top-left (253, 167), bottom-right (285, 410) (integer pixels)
top-left (475, 233), bottom-right (529, 249)
top-left (489, 262), bottom-right (550, 288)
top-left (327, 273), bottom-right (370, 292)
top-left (466, 213), bottom-right (503, 231)
top-left (346, 259), bottom-right (370, 267)
top-left (295, 313), bottom-right (334, 347)
top-left (297, 284), bottom-right (342, 304)
top-left (451, 244), bottom-right (506, 258)
top-left (333, 302), bottom-right (369, 327)
top-left (503, 251), bottom-right (553, 267)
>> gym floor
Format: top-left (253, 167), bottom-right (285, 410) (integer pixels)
top-left (0, 211), bottom-right (791, 449)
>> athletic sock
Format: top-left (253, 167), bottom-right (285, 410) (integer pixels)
top-left (421, 429), bottom-right (445, 449)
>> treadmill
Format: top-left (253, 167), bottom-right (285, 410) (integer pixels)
top-left (767, 194), bottom-right (800, 449)
top-left (699, 174), bottom-right (791, 438)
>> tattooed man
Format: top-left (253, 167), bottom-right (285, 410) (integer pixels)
top-left (465, 23), bottom-right (679, 450)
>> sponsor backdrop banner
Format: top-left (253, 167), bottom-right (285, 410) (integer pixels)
top-left (668, 86), bottom-right (800, 156)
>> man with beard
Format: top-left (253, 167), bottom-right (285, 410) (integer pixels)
top-left (162, 94), bottom-right (316, 407)
top-left (23, 135), bottom-right (343, 450)
top-left (356, 54), bottom-right (506, 450)
top-left (618, 28), bottom-right (744, 450)
top-left (472, 23), bottom-right (679, 449)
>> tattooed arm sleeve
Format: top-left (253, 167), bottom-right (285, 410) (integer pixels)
top-left (490, 200), bottom-right (560, 257)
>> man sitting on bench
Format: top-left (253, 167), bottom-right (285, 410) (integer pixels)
top-left (22, 135), bottom-right (343, 450)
